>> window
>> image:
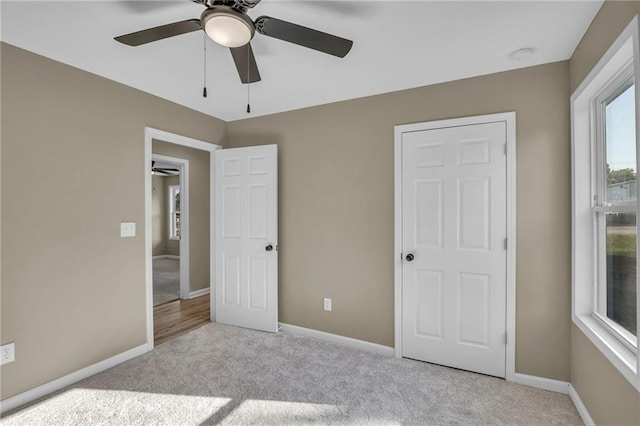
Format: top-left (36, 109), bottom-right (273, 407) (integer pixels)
top-left (594, 72), bottom-right (637, 348)
top-left (169, 185), bottom-right (180, 240)
top-left (572, 16), bottom-right (640, 391)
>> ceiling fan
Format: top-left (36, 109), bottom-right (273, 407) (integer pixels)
top-left (152, 161), bottom-right (180, 176)
top-left (114, 0), bottom-right (354, 84)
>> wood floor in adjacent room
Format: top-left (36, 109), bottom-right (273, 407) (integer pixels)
top-left (153, 294), bottom-right (210, 346)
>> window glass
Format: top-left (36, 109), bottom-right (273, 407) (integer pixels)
top-left (605, 212), bottom-right (637, 336)
top-left (169, 185), bottom-right (180, 239)
top-left (602, 83), bottom-right (638, 338)
top-left (174, 212), bottom-right (181, 238)
top-left (605, 84), bottom-right (637, 204)
top-left (175, 189), bottom-right (180, 212)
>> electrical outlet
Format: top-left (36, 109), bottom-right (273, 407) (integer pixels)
top-left (323, 298), bottom-right (332, 312)
top-left (1, 343), bottom-right (15, 365)
top-left (120, 222), bottom-right (136, 238)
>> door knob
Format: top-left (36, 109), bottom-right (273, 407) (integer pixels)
top-left (405, 253), bottom-right (415, 262)
top-left (265, 244), bottom-right (273, 252)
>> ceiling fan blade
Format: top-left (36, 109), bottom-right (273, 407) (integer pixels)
top-left (234, 0), bottom-right (262, 9)
top-left (153, 169), bottom-right (176, 176)
top-left (230, 43), bottom-right (262, 84)
top-left (255, 16), bottom-right (353, 58)
top-left (115, 19), bottom-right (201, 46)
top-left (156, 167), bottom-right (180, 172)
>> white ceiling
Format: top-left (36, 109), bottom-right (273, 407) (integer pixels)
top-left (1, 0), bottom-right (602, 122)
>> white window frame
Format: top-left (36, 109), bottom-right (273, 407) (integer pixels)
top-left (571, 15), bottom-right (640, 392)
top-left (592, 66), bottom-right (638, 352)
top-left (168, 184), bottom-right (181, 240)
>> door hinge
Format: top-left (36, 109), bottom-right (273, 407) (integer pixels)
top-left (504, 143), bottom-right (508, 156)
top-left (505, 332), bottom-right (508, 344)
top-left (504, 238), bottom-right (508, 250)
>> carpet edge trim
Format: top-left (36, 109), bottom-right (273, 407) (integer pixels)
top-left (0, 343), bottom-right (148, 414)
top-left (279, 323), bottom-right (394, 356)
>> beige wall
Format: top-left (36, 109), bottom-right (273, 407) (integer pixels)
top-left (569, 1), bottom-right (640, 424)
top-left (0, 43), bottom-right (225, 399)
top-left (152, 141), bottom-right (210, 292)
top-left (570, 0), bottom-right (640, 93)
top-left (571, 326), bottom-right (639, 425)
top-left (226, 61), bottom-right (572, 381)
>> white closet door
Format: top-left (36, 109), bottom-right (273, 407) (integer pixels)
top-left (401, 122), bottom-right (507, 377)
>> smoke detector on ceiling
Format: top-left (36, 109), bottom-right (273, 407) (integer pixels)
top-left (508, 47), bottom-right (536, 62)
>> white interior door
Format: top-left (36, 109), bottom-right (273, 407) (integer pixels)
top-left (401, 121), bottom-right (507, 378)
top-left (215, 144), bottom-right (278, 333)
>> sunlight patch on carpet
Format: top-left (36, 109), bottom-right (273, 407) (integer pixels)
top-left (2, 389), bottom-right (231, 425)
top-left (223, 399), bottom-right (348, 424)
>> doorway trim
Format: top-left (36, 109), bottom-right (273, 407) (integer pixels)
top-left (393, 112), bottom-right (516, 381)
top-left (144, 127), bottom-right (221, 351)
top-left (152, 153), bottom-right (190, 300)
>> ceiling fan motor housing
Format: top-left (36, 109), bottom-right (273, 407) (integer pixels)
top-left (201, 6), bottom-right (256, 48)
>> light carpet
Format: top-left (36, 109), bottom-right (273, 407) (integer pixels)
top-left (3, 323), bottom-right (582, 425)
top-left (153, 258), bottom-right (180, 306)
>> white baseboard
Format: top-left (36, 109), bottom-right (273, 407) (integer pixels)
top-left (569, 384), bottom-right (595, 426)
top-left (512, 373), bottom-right (570, 394)
top-left (188, 288), bottom-right (210, 299)
top-left (511, 375), bottom-right (594, 424)
top-left (279, 323), bottom-right (394, 356)
top-left (0, 343), bottom-right (148, 414)
top-left (152, 255), bottom-right (179, 260)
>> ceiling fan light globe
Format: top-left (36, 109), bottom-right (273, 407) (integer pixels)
top-left (202, 9), bottom-right (255, 48)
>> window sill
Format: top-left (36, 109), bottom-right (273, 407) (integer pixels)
top-left (573, 313), bottom-right (639, 391)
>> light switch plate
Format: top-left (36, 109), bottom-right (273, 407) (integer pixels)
top-left (120, 222), bottom-right (136, 238)
top-left (323, 298), bottom-right (332, 312)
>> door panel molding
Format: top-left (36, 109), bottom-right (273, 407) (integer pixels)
top-left (394, 112), bottom-right (516, 382)
top-left (214, 144), bottom-right (278, 333)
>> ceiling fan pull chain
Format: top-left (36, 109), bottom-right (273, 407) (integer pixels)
top-left (246, 46), bottom-right (251, 114)
top-left (202, 33), bottom-right (208, 98)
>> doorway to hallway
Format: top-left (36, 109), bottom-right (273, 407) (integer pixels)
top-left (147, 133), bottom-right (216, 347)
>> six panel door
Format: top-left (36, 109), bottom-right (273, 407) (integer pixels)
top-left (401, 122), bottom-right (507, 378)
top-left (214, 144), bottom-right (278, 333)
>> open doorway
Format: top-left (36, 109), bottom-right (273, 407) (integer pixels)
top-left (151, 155), bottom-right (186, 306)
top-left (145, 129), bottom-right (220, 348)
